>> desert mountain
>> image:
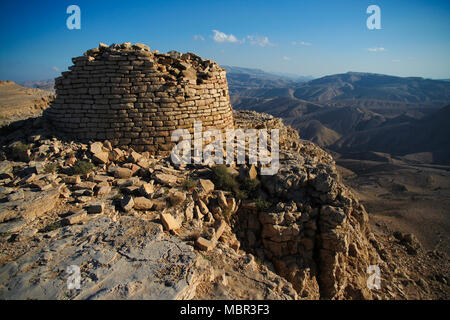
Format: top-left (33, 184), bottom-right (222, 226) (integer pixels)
top-left (230, 70), bottom-right (450, 165)
top-left (0, 80), bottom-right (54, 126)
top-left (332, 105), bottom-right (450, 164)
top-left (18, 79), bottom-right (55, 92)
top-left (293, 72), bottom-right (450, 105)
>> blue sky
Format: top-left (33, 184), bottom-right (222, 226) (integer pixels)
top-left (0, 0), bottom-right (449, 81)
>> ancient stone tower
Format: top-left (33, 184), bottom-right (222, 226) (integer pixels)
top-left (45, 42), bottom-right (234, 154)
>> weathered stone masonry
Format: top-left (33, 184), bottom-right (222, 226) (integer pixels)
top-left (45, 42), bottom-right (234, 154)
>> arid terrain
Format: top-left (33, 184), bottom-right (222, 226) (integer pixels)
top-left (226, 67), bottom-right (450, 299)
top-left (335, 155), bottom-right (450, 298)
top-left (0, 54), bottom-right (449, 300)
top-left (0, 81), bottom-right (54, 127)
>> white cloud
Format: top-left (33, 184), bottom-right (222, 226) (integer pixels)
top-left (368, 47), bottom-right (386, 52)
top-left (247, 35), bottom-right (274, 47)
top-left (212, 30), bottom-right (240, 43)
top-left (52, 66), bottom-right (60, 72)
top-left (193, 35), bottom-right (205, 41)
top-left (292, 41), bottom-right (312, 46)
top-left (283, 56), bottom-right (291, 61)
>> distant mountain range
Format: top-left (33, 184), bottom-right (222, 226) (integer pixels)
top-left (18, 79), bottom-right (55, 92)
top-left (230, 71), bottom-right (450, 165)
top-left (293, 72), bottom-right (450, 105)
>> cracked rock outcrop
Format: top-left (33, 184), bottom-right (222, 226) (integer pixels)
top-left (233, 110), bottom-right (379, 299)
top-left (0, 216), bottom-right (199, 299)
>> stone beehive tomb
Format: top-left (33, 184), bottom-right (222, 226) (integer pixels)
top-left (45, 42), bottom-right (234, 154)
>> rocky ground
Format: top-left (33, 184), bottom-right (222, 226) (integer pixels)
top-left (0, 110), bottom-right (447, 299)
top-left (337, 158), bottom-right (450, 299)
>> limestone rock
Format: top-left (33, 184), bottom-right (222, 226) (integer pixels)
top-left (195, 237), bottom-right (215, 251)
top-left (139, 182), bottom-right (154, 196)
top-left (168, 189), bottom-right (186, 205)
top-left (96, 185), bottom-right (111, 196)
top-left (133, 197), bottom-right (153, 210)
top-left (121, 196), bottom-right (134, 212)
top-left (92, 151), bottom-right (109, 164)
top-left (0, 188), bottom-right (61, 222)
top-left (114, 168), bottom-right (133, 179)
top-left (154, 173), bottom-right (178, 186)
top-left (64, 210), bottom-right (88, 224)
top-left (199, 179), bottom-right (215, 194)
top-left (152, 199), bottom-right (166, 211)
top-left (86, 202), bottom-right (104, 214)
top-left (0, 216), bottom-right (199, 300)
top-left (160, 213), bottom-right (181, 231)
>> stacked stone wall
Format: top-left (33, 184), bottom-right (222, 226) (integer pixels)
top-left (45, 42), bottom-right (234, 154)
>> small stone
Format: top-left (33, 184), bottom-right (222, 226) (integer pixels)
top-left (90, 142), bottom-right (105, 155)
top-left (248, 164), bottom-right (258, 180)
top-left (185, 201), bottom-right (194, 221)
top-left (21, 173), bottom-right (36, 184)
top-left (160, 213), bottom-right (181, 231)
top-left (92, 151), bottom-right (109, 164)
top-left (121, 185), bottom-right (139, 195)
top-left (93, 175), bottom-right (112, 183)
top-left (217, 191), bottom-right (228, 209)
top-left (129, 151), bottom-right (142, 163)
top-left (86, 202), bottom-right (104, 214)
top-left (139, 182), bottom-right (154, 196)
top-left (152, 199), bottom-right (166, 211)
top-left (198, 199), bottom-right (209, 215)
top-left (114, 168), bottom-right (133, 179)
top-left (77, 196), bottom-right (92, 203)
top-left (133, 197), bottom-right (153, 210)
top-left (195, 237), bottom-right (215, 251)
top-left (96, 185), bottom-right (111, 196)
top-left (199, 179), bottom-right (215, 194)
top-left (213, 220), bottom-right (227, 241)
top-left (64, 175), bottom-right (81, 184)
top-left (65, 210), bottom-right (88, 224)
top-left (121, 195), bottom-right (134, 212)
top-left (168, 190), bottom-right (186, 205)
top-left (73, 181), bottom-right (96, 191)
top-left (103, 140), bottom-right (113, 151)
top-left (111, 148), bottom-right (125, 161)
top-left (154, 173), bottom-right (178, 186)
top-left (133, 43), bottom-right (150, 51)
top-left (194, 205), bottom-right (204, 219)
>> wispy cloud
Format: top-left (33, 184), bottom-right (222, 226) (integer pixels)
top-left (292, 41), bottom-right (312, 46)
top-left (368, 47), bottom-right (386, 52)
top-left (52, 66), bottom-right (60, 72)
top-left (212, 30), bottom-right (241, 43)
top-left (193, 35), bottom-right (205, 41)
top-left (247, 35), bottom-right (274, 47)
top-left (282, 56), bottom-right (291, 61)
